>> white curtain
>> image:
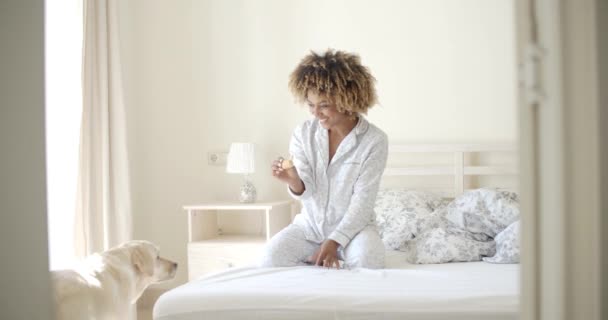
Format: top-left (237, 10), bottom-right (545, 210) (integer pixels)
top-left (75, 0), bottom-right (132, 257)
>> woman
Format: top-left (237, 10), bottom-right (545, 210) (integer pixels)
top-left (261, 49), bottom-right (388, 269)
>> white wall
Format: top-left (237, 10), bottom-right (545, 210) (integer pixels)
top-left (0, 1), bottom-right (54, 318)
top-left (119, 0), bottom-right (516, 286)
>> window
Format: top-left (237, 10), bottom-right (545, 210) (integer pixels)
top-left (45, 0), bottom-right (83, 270)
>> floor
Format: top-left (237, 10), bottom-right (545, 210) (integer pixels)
top-left (138, 307), bottom-right (153, 320)
top-left (137, 287), bottom-right (164, 320)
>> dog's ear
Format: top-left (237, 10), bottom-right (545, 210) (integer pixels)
top-left (131, 245), bottom-right (155, 278)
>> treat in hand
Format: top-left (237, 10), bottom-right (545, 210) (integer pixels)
top-left (280, 157), bottom-right (294, 169)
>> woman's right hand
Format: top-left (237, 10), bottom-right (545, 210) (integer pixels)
top-left (271, 157), bottom-right (304, 194)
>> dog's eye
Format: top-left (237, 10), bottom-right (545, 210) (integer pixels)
top-left (156, 255), bottom-right (160, 260)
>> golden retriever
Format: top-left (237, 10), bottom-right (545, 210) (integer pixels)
top-left (51, 240), bottom-right (177, 320)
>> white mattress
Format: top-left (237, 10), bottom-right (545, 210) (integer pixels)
top-left (154, 251), bottom-right (519, 320)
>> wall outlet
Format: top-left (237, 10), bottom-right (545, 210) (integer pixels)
top-left (207, 151), bottom-right (228, 166)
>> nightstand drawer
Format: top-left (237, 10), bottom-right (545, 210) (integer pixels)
top-left (187, 237), bottom-right (265, 280)
top-left (188, 256), bottom-right (240, 280)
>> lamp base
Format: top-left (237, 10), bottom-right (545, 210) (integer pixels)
top-left (239, 180), bottom-right (257, 203)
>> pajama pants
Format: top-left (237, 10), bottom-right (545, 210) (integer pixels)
top-left (259, 223), bottom-right (385, 269)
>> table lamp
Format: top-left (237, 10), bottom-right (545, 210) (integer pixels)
top-left (226, 142), bottom-right (256, 203)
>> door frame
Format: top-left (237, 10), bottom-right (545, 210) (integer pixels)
top-left (516, 0), bottom-right (604, 319)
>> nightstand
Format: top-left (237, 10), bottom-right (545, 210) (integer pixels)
top-left (183, 200), bottom-right (296, 281)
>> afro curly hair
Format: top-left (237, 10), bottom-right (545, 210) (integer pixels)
top-left (288, 49), bottom-right (378, 115)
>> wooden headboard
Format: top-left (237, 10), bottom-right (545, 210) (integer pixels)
top-left (382, 143), bottom-right (518, 198)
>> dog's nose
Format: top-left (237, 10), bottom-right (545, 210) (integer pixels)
top-left (173, 262), bottom-right (178, 269)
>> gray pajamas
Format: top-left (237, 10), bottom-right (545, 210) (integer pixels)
top-left (261, 117), bottom-right (388, 269)
top-left (260, 223), bottom-right (385, 268)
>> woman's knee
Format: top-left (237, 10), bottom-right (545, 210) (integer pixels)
top-left (259, 225), bottom-right (311, 267)
top-left (259, 236), bottom-right (295, 267)
top-left (359, 250), bottom-right (385, 269)
top-left (343, 228), bottom-right (386, 269)
top-left (259, 245), bottom-right (291, 267)
top-left (344, 247), bottom-right (385, 269)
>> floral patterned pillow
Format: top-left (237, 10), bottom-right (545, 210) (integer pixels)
top-left (406, 228), bottom-right (496, 264)
top-left (483, 220), bottom-right (520, 264)
top-left (374, 189), bottom-right (447, 250)
top-left (445, 188), bottom-right (520, 239)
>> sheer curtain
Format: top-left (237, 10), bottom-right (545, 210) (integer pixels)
top-left (75, 0), bottom-right (132, 257)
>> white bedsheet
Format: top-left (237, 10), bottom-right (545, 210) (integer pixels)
top-left (154, 251), bottom-right (519, 320)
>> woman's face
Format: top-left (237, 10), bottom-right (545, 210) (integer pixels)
top-left (306, 91), bottom-right (350, 130)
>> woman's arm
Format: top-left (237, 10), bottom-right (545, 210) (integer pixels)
top-left (286, 124), bottom-right (315, 199)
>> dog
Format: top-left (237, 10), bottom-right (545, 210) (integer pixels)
top-left (51, 240), bottom-right (178, 320)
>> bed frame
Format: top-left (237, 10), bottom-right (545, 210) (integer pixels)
top-left (383, 143), bottom-right (518, 197)
top-left (153, 143), bottom-right (521, 320)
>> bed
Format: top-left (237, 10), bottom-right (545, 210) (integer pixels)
top-left (154, 144), bottom-right (520, 320)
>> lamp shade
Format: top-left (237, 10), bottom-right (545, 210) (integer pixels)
top-left (226, 143), bottom-right (255, 174)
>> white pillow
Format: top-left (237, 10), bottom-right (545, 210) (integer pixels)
top-left (375, 189), bottom-right (447, 250)
top-left (445, 188), bottom-right (520, 239)
top-left (407, 228), bottom-right (496, 264)
top-left (483, 220), bottom-right (520, 264)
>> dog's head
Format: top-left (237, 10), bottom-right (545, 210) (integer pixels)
top-left (120, 240), bottom-right (178, 283)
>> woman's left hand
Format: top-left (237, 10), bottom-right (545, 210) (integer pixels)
top-left (311, 239), bottom-right (340, 269)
